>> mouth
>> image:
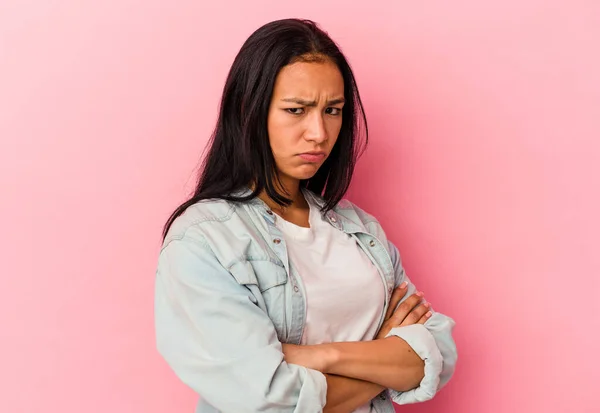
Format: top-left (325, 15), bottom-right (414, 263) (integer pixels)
top-left (298, 151), bottom-right (327, 163)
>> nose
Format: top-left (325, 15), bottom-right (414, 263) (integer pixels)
top-left (304, 112), bottom-right (328, 144)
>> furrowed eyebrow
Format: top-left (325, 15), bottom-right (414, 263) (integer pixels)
top-left (280, 97), bottom-right (345, 106)
top-left (326, 97), bottom-right (346, 105)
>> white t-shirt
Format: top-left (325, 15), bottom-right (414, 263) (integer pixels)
top-left (275, 202), bottom-right (386, 413)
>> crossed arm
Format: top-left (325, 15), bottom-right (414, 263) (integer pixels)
top-left (283, 285), bottom-right (432, 413)
top-left (322, 375), bottom-right (385, 413)
top-left (156, 237), bottom-right (457, 413)
top-left (287, 336), bottom-right (424, 413)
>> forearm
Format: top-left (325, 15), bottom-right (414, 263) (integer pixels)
top-left (323, 374), bottom-right (385, 413)
top-left (324, 337), bottom-right (425, 392)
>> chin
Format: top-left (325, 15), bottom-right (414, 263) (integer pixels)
top-left (288, 172), bottom-right (317, 181)
top-left (286, 167), bottom-right (320, 181)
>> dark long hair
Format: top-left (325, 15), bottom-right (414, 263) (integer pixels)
top-left (163, 18), bottom-right (368, 239)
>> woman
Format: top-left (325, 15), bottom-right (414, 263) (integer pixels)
top-left (155, 18), bottom-right (457, 413)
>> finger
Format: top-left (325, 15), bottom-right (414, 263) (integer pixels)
top-left (401, 301), bottom-right (431, 327)
top-left (375, 320), bottom-right (390, 340)
top-left (384, 282), bottom-right (408, 321)
top-left (390, 292), bottom-right (424, 325)
top-left (417, 310), bottom-right (433, 324)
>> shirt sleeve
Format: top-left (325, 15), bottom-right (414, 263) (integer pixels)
top-left (384, 240), bottom-right (458, 404)
top-left (155, 235), bottom-right (328, 412)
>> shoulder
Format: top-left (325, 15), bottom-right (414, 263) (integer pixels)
top-left (163, 198), bottom-right (238, 245)
top-left (333, 197), bottom-right (403, 267)
top-left (334, 197), bottom-right (380, 226)
top-left (331, 195), bottom-right (396, 248)
top-left (304, 189), bottom-right (379, 225)
top-left (160, 196), bottom-right (282, 275)
top-left (305, 190), bottom-right (388, 239)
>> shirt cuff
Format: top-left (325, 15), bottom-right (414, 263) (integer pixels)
top-left (297, 367), bottom-right (328, 412)
top-left (385, 324), bottom-right (443, 404)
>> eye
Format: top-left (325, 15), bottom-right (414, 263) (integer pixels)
top-left (285, 108), bottom-right (305, 115)
top-left (325, 107), bottom-right (342, 116)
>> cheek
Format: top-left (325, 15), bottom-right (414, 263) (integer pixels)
top-left (327, 118), bottom-right (343, 144)
top-left (268, 115), bottom-right (297, 155)
top-left (267, 113), bottom-right (283, 145)
top-left (269, 114), bottom-right (301, 138)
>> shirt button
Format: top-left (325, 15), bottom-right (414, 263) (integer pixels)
top-left (330, 215), bottom-right (337, 223)
top-left (388, 287), bottom-right (393, 294)
top-left (369, 240), bottom-right (376, 247)
top-left (273, 238), bottom-right (281, 244)
top-left (293, 286), bottom-right (299, 292)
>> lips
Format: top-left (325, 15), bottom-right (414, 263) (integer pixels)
top-left (298, 152), bottom-right (326, 162)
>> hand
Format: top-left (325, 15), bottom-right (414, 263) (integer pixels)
top-left (376, 282), bottom-right (432, 339)
top-left (281, 343), bottom-right (333, 372)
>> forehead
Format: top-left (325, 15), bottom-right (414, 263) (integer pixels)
top-left (272, 60), bottom-right (344, 96)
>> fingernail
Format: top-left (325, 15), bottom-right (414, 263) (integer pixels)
top-left (423, 301), bottom-right (430, 307)
top-left (426, 311), bottom-right (432, 318)
top-left (417, 291), bottom-right (424, 297)
top-left (400, 281), bottom-right (408, 288)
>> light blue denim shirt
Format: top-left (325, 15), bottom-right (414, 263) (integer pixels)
top-left (155, 189), bottom-right (457, 413)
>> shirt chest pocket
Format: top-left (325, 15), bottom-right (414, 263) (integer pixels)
top-left (229, 259), bottom-right (289, 340)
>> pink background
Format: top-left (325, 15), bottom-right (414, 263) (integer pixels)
top-left (1, 1), bottom-right (599, 412)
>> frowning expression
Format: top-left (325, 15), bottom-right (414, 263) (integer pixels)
top-left (267, 58), bottom-right (345, 182)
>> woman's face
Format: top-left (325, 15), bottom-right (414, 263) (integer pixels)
top-left (267, 59), bottom-right (345, 184)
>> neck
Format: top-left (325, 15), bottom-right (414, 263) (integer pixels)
top-left (256, 175), bottom-right (307, 212)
